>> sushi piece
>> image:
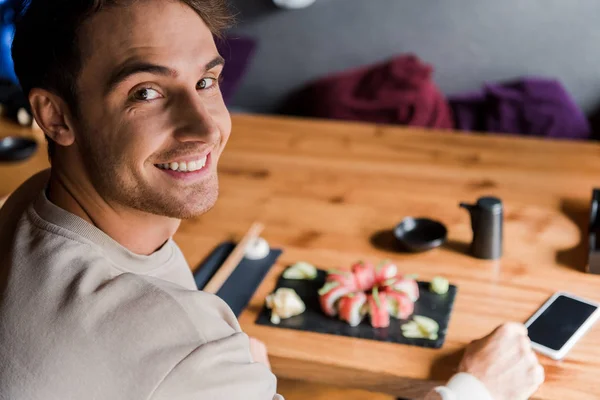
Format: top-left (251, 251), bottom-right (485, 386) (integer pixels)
top-left (384, 276), bottom-right (420, 302)
top-left (318, 281), bottom-right (354, 317)
top-left (374, 260), bottom-right (398, 285)
top-left (326, 268), bottom-right (357, 291)
top-left (351, 261), bottom-right (376, 291)
top-left (367, 287), bottom-right (390, 328)
top-left (338, 292), bottom-right (368, 327)
top-left (384, 289), bottom-right (414, 320)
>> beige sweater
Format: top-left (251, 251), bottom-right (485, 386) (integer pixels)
top-left (0, 171), bottom-right (491, 400)
top-left (0, 172), bottom-right (280, 400)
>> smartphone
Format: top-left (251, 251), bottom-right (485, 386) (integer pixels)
top-left (524, 292), bottom-right (600, 360)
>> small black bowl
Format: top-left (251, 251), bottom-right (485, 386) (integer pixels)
top-left (0, 136), bottom-right (37, 162)
top-left (394, 217), bottom-right (448, 252)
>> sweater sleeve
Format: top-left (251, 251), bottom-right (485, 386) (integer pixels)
top-left (424, 373), bottom-right (494, 400)
top-left (149, 331), bottom-right (283, 400)
top-left (146, 280), bottom-right (284, 400)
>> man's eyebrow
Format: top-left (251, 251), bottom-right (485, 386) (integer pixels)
top-left (104, 55), bottom-right (226, 95)
top-left (105, 62), bottom-right (176, 95)
top-left (205, 55), bottom-right (225, 71)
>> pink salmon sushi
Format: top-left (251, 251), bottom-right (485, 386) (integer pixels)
top-left (384, 288), bottom-right (414, 319)
top-left (351, 261), bottom-right (376, 291)
top-left (338, 292), bottom-right (368, 327)
top-left (384, 276), bottom-right (420, 302)
top-left (318, 281), bottom-right (355, 317)
top-left (326, 269), bottom-right (357, 291)
top-left (367, 287), bottom-right (390, 328)
top-left (374, 260), bottom-right (398, 285)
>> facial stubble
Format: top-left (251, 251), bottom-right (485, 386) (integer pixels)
top-left (76, 126), bottom-right (220, 220)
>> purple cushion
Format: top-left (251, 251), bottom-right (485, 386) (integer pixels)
top-left (216, 36), bottom-right (257, 105)
top-left (448, 78), bottom-right (591, 139)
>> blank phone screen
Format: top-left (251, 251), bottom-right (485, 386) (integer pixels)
top-left (528, 295), bottom-right (598, 351)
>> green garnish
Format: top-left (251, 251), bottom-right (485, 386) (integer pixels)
top-left (430, 276), bottom-right (449, 295)
top-left (413, 315), bottom-right (440, 335)
top-left (282, 262), bottom-right (318, 280)
top-left (382, 278), bottom-right (396, 286)
top-left (404, 274), bottom-right (419, 280)
top-left (401, 316), bottom-right (440, 340)
top-left (282, 268), bottom-right (306, 280)
top-left (318, 281), bottom-right (340, 295)
top-left (391, 287), bottom-right (409, 295)
top-left (327, 269), bottom-right (350, 275)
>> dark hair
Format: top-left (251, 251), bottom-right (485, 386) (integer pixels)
top-left (11, 0), bottom-right (233, 158)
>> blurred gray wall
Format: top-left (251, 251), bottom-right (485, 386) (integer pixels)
top-left (227, 0), bottom-right (600, 115)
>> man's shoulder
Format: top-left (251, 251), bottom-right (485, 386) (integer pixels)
top-left (0, 169), bottom-right (49, 226)
top-left (0, 265), bottom-right (239, 399)
top-left (151, 276), bottom-right (242, 338)
top-left (3, 257), bottom-right (238, 345)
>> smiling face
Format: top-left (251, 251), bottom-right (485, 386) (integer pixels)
top-left (71, 0), bottom-right (231, 219)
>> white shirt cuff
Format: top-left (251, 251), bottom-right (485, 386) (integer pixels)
top-left (424, 373), bottom-right (494, 400)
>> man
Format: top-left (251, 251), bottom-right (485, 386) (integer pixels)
top-left (0, 0), bottom-right (543, 399)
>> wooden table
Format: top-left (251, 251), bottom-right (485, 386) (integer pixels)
top-left (3, 114), bottom-right (600, 399)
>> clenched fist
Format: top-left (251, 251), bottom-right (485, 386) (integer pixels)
top-left (459, 322), bottom-right (545, 400)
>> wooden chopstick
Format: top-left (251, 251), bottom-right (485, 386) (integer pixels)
top-left (202, 222), bottom-right (265, 294)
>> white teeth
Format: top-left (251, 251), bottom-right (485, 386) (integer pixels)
top-left (157, 155), bottom-right (209, 172)
top-left (198, 156), bottom-right (207, 168)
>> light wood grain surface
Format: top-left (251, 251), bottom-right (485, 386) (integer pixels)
top-left (2, 114), bottom-right (600, 399)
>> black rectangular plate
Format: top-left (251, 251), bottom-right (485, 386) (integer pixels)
top-left (194, 241), bottom-right (282, 317)
top-left (255, 270), bottom-right (457, 349)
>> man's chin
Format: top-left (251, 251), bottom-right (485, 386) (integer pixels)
top-left (140, 178), bottom-right (220, 219)
top-left (127, 190), bottom-right (219, 220)
top-left (174, 203), bottom-right (217, 219)
top-left (156, 197), bottom-right (218, 219)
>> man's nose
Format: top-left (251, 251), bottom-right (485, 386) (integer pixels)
top-left (172, 91), bottom-right (220, 143)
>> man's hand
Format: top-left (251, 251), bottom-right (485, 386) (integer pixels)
top-left (249, 337), bottom-right (271, 370)
top-left (458, 322), bottom-right (545, 400)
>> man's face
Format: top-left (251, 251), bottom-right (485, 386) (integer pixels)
top-left (72, 0), bottom-right (231, 219)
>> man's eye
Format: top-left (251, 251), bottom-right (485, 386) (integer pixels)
top-left (133, 88), bottom-right (162, 101)
top-left (197, 78), bottom-right (217, 90)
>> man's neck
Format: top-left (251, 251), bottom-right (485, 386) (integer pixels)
top-left (47, 169), bottom-right (180, 256)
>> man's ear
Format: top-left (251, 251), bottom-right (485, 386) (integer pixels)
top-left (29, 88), bottom-right (77, 147)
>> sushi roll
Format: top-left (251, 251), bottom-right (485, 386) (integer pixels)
top-left (338, 292), bottom-right (368, 327)
top-left (351, 261), bottom-right (376, 291)
top-left (374, 260), bottom-right (398, 285)
top-left (318, 281), bottom-right (355, 317)
top-left (384, 276), bottom-right (420, 302)
top-left (326, 269), bottom-right (357, 291)
top-left (367, 287), bottom-right (390, 328)
top-left (385, 289), bottom-right (414, 320)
